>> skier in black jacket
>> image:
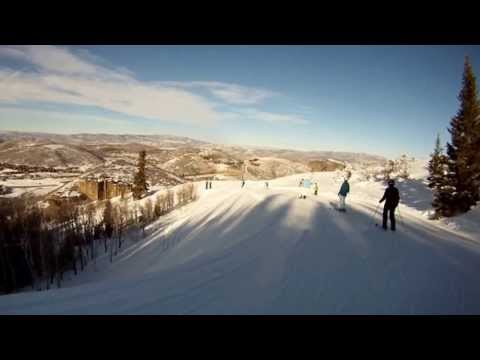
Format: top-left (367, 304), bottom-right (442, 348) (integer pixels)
top-left (379, 179), bottom-right (400, 231)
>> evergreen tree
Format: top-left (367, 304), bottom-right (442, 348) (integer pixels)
top-left (132, 150), bottom-right (148, 200)
top-left (472, 78), bottom-right (480, 198)
top-left (446, 56), bottom-right (480, 214)
top-left (427, 135), bottom-right (445, 190)
top-left (428, 135), bottom-right (454, 217)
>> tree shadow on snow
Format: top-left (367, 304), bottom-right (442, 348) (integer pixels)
top-left (271, 201), bottom-right (480, 314)
top-left (395, 178), bottom-right (433, 213)
top-left (27, 190), bottom-right (480, 315)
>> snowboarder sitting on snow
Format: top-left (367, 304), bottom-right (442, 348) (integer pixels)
top-left (338, 179), bottom-right (350, 212)
top-left (379, 179), bottom-right (400, 231)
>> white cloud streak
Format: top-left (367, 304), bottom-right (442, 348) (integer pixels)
top-left (239, 108), bottom-right (309, 125)
top-left (160, 81), bottom-right (277, 105)
top-left (0, 106), bottom-right (133, 127)
top-left (0, 45), bottom-right (304, 128)
top-left (0, 46), bottom-right (227, 125)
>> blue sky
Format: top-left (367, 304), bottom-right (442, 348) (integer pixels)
top-left (1, 45), bottom-right (479, 158)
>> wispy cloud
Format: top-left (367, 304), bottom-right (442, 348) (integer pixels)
top-left (0, 46), bottom-right (227, 125)
top-left (238, 108), bottom-right (310, 125)
top-left (0, 106), bottom-right (133, 126)
top-left (0, 46), bottom-right (131, 80)
top-left (0, 46), bottom-right (301, 128)
top-left (0, 70), bottom-right (223, 126)
top-left (160, 81), bottom-right (277, 105)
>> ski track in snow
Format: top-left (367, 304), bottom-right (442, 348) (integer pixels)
top-left (1, 171), bottom-right (480, 314)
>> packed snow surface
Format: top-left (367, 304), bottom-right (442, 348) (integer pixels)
top-left (1, 165), bottom-right (480, 314)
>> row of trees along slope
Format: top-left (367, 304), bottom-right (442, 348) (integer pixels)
top-left (0, 150), bottom-right (197, 294)
top-left (428, 56), bottom-right (480, 218)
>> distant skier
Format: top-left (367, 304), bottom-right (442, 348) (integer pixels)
top-left (379, 179), bottom-right (400, 231)
top-left (209, 180), bottom-right (212, 189)
top-left (299, 178), bottom-right (304, 187)
top-left (205, 180), bottom-right (209, 190)
top-left (241, 180), bottom-right (245, 188)
top-left (314, 182), bottom-right (318, 196)
top-left (338, 179), bottom-right (350, 212)
top-left (299, 178), bottom-right (310, 199)
top-left (265, 181), bottom-right (269, 189)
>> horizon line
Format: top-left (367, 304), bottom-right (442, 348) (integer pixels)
top-left (0, 129), bottom-right (398, 159)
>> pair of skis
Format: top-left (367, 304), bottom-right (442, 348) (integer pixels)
top-left (329, 201), bottom-right (347, 212)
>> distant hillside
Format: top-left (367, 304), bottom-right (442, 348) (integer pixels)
top-left (243, 157), bottom-right (311, 180)
top-left (0, 139), bottom-right (105, 168)
top-left (0, 131), bottom-right (208, 148)
top-left (243, 146), bottom-right (386, 165)
top-left (308, 160), bottom-right (346, 172)
top-left (0, 131), bottom-right (386, 182)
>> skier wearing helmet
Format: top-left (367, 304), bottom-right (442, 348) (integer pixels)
top-left (379, 179), bottom-right (400, 231)
top-left (337, 178), bottom-right (350, 211)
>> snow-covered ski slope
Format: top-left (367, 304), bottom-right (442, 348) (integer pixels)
top-left (2, 166), bottom-right (480, 314)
